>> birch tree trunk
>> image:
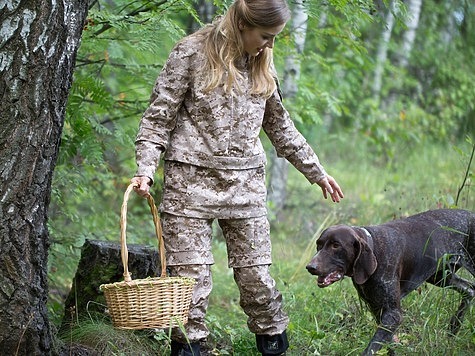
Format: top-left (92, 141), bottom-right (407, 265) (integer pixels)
top-left (395, 0), bottom-right (422, 69)
top-left (384, 0), bottom-right (422, 107)
top-left (0, 1), bottom-right (88, 353)
top-left (372, 0), bottom-right (397, 100)
top-left (268, 0), bottom-right (308, 218)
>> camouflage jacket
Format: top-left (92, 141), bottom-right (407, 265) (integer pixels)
top-left (135, 32), bottom-right (328, 218)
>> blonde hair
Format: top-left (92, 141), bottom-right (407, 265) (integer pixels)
top-left (195, 0), bottom-right (290, 98)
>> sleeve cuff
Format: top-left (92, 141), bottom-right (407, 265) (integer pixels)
top-left (135, 167), bottom-right (156, 185)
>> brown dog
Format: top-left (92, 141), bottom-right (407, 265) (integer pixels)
top-left (306, 209), bottom-right (475, 355)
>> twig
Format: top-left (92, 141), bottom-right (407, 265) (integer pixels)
top-left (93, 0), bottom-right (168, 37)
top-left (455, 142), bottom-right (475, 206)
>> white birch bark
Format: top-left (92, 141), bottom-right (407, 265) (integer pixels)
top-left (0, 0), bottom-right (88, 353)
top-left (268, 0), bottom-right (308, 217)
top-left (396, 0), bottom-right (423, 69)
top-left (372, 0), bottom-right (397, 99)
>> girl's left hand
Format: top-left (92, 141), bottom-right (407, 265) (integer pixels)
top-left (317, 175), bottom-right (344, 203)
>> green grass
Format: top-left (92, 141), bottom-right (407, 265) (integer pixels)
top-left (203, 139), bottom-right (475, 355)
top-left (55, 321), bottom-right (166, 355)
top-left (201, 239), bottom-right (475, 355)
top-left (54, 139), bottom-right (474, 354)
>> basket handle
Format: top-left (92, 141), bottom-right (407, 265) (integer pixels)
top-left (121, 183), bottom-right (167, 282)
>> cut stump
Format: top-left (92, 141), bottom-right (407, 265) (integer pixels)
top-left (60, 239), bottom-right (161, 331)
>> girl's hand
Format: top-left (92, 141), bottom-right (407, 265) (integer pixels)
top-left (317, 175), bottom-right (344, 203)
top-left (130, 176), bottom-right (152, 198)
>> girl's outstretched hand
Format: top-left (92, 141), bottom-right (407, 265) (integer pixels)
top-left (317, 175), bottom-right (344, 203)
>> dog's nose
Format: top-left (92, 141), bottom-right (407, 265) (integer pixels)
top-left (306, 264), bottom-right (317, 274)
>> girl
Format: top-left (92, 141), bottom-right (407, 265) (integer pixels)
top-left (131, 0), bottom-right (344, 354)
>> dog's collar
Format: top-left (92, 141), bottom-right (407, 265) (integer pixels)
top-left (359, 227), bottom-right (374, 250)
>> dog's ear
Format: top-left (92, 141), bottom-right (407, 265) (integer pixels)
top-left (352, 230), bottom-right (377, 285)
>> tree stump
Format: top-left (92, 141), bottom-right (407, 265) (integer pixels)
top-left (60, 239), bottom-right (161, 332)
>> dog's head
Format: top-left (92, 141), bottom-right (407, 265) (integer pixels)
top-left (306, 225), bottom-right (377, 287)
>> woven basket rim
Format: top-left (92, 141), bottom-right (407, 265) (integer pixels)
top-left (100, 276), bottom-right (196, 290)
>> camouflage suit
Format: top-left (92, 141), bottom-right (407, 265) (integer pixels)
top-left (135, 32), bottom-right (328, 343)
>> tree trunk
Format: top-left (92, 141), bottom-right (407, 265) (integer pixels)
top-left (268, 0), bottom-right (308, 219)
top-left (395, 0), bottom-right (422, 69)
top-left (384, 0), bottom-right (422, 107)
top-left (0, 1), bottom-right (88, 354)
top-left (372, 0), bottom-right (397, 100)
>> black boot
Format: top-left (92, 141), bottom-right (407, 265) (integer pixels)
top-left (170, 340), bottom-right (201, 356)
top-left (256, 330), bottom-right (289, 355)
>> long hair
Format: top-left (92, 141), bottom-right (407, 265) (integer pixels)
top-left (194, 0), bottom-right (291, 97)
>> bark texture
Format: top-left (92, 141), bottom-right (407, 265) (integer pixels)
top-left (0, 0), bottom-right (88, 354)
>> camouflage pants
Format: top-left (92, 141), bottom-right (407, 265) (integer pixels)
top-left (161, 213), bottom-right (289, 343)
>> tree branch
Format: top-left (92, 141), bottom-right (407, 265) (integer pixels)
top-left (92, 0), bottom-right (168, 37)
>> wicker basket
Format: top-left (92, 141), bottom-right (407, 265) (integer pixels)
top-left (100, 183), bottom-right (196, 329)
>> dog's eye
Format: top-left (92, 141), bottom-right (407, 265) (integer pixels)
top-left (331, 242), bottom-right (340, 249)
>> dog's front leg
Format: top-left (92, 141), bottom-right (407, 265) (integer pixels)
top-left (362, 306), bottom-right (402, 356)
